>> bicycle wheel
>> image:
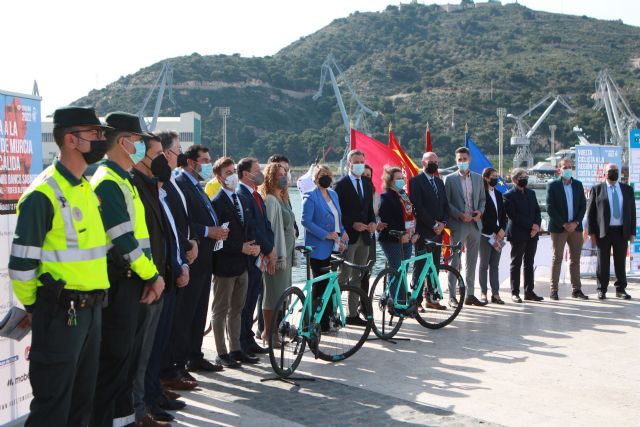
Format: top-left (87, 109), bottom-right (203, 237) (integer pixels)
top-left (314, 285), bottom-right (372, 362)
top-left (415, 264), bottom-right (465, 329)
top-left (369, 268), bottom-right (404, 340)
top-left (268, 287), bottom-right (307, 378)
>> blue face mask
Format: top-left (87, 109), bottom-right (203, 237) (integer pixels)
top-left (128, 140), bottom-right (146, 164)
top-left (351, 163), bottom-right (365, 176)
top-left (457, 161), bottom-right (469, 172)
top-left (394, 179), bottom-right (405, 190)
top-left (561, 169), bottom-right (573, 180)
top-left (199, 163), bottom-right (213, 181)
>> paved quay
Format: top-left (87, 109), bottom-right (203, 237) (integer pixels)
top-left (172, 277), bottom-right (639, 427)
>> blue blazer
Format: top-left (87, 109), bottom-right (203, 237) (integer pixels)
top-left (301, 187), bottom-right (346, 260)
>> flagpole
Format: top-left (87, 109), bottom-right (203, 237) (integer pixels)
top-left (464, 123), bottom-right (469, 147)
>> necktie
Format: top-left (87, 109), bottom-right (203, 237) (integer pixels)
top-left (611, 186), bottom-right (621, 219)
top-left (232, 193), bottom-right (244, 224)
top-left (253, 191), bottom-right (264, 215)
top-left (196, 183), bottom-right (218, 225)
top-left (356, 178), bottom-right (363, 200)
top-left (428, 176), bottom-right (438, 197)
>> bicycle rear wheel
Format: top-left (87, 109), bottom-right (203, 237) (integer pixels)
top-left (415, 264), bottom-right (465, 329)
top-left (314, 285), bottom-right (372, 362)
top-left (369, 268), bottom-right (404, 340)
top-left (268, 287), bottom-right (307, 378)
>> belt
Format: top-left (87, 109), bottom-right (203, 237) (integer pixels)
top-left (58, 289), bottom-right (108, 310)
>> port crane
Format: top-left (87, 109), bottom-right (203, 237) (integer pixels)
top-left (137, 61), bottom-right (176, 132)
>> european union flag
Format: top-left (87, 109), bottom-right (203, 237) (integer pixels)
top-left (465, 134), bottom-right (509, 193)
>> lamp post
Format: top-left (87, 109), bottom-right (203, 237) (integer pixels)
top-left (497, 107), bottom-right (506, 177)
top-left (549, 124), bottom-right (557, 164)
top-left (219, 107), bottom-right (230, 157)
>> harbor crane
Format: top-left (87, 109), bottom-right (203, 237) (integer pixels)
top-left (312, 54), bottom-right (380, 172)
top-left (137, 61), bottom-right (176, 132)
top-left (507, 94), bottom-right (576, 168)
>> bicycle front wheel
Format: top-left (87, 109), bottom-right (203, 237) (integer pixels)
top-left (415, 264), bottom-right (465, 329)
top-left (268, 287), bottom-right (307, 378)
top-left (314, 285), bottom-right (372, 362)
top-left (369, 268), bottom-right (404, 340)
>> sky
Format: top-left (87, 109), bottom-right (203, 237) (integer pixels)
top-left (2, 0), bottom-right (639, 115)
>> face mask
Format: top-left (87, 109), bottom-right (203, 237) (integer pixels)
top-left (150, 154), bottom-right (172, 182)
top-left (561, 169), bottom-right (573, 180)
top-left (224, 174), bottom-right (239, 189)
top-left (457, 161), bottom-right (469, 172)
top-left (318, 175), bottom-right (332, 188)
top-left (277, 176), bottom-right (288, 190)
top-left (394, 179), bottom-right (405, 190)
top-left (517, 177), bottom-right (528, 188)
top-left (426, 162), bottom-right (438, 175)
top-left (489, 177), bottom-right (499, 187)
top-left (199, 162), bottom-right (213, 181)
top-left (81, 140), bottom-right (107, 164)
top-left (251, 171), bottom-right (265, 186)
top-left (128, 140), bottom-right (146, 164)
top-left (607, 169), bottom-right (619, 182)
top-left (176, 153), bottom-right (187, 168)
top-left (351, 163), bottom-right (365, 176)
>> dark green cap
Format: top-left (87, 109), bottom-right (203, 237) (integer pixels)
top-left (53, 106), bottom-right (106, 130)
top-left (104, 111), bottom-right (146, 135)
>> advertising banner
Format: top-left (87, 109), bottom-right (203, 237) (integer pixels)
top-left (628, 129), bottom-right (640, 274)
top-left (0, 89), bottom-right (41, 424)
top-left (575, 145), bottom-right (622, 190)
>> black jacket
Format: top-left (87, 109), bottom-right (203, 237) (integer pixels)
top-left (334, 175), bottom-right (376, 245)
top-left (546, 177), bottom-right (586, 233)
top-left (163, 179), bottom-right (195, 253)
top-left (378, 190), bottom-right (413, 242)
top-left (409, 172), bottom-right (448, 239)
top-left (481, 188), bottom-right (507, 236)
top-left (504, 187), bottom-right (541, 243)
top-left (587, 181), bottom-right (636, 240)
top-left (237, 183), bottom-right (274, 257)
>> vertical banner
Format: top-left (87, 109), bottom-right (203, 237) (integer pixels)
top-left (0, 90), bottom-right (41, 424)
top-left (575, 145), bottom-right (622, 189)
top-left (628, 129), bottom-right (640, 274)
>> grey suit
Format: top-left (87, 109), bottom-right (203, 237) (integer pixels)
top-left (444, 171), bottom-right (486, 298)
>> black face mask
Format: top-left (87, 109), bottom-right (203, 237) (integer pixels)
top-left (489, 177), bottom-right (499, 187)
top-left (150, 154), bottom-right (172, 182)
top-left (517, 177), bottom-right (528, 188)
top-left (176, 153), bottom-right (187, 168)
top-left (426, 162), bottom-right (438, 175)
top-left (318, 175), bottom-right (332, 189)
top-left (81, 140), bottom-right (107, 164)
top-left (607, 169), bottom-right (619, 182)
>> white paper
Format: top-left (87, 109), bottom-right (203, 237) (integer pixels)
top-left (213, 222), bottom-right (230, 252)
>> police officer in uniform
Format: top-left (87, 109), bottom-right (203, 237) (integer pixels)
top-left (9, 107), bottom-right (110, 426)
top-left (90, 112), bottom-right (165, 427)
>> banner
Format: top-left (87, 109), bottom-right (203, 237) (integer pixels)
top-left (388, 130), bottom-right (419, 186)
top-left (575, 145), bottom-right (622, 189)
top-left (628, 129), bottom-right (640, 273)
top-left (0, 89), bottom-right (41, 424)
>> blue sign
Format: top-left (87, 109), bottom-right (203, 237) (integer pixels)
top-left (575, 145), bottom-right (622, 189)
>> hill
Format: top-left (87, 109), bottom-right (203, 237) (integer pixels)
top-left (74, 2), bottom-right (640, 167)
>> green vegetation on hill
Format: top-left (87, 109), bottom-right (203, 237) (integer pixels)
top-left (75, 2), bottom-right (640, 167)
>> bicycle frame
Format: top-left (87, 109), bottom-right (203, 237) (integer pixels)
top-left (384, 251), bottom-right (439, 310)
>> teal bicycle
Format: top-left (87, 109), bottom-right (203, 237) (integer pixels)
top-left (369, 231), bottom-right (465, 339)
top-left (267, 246), bottom-right (373, 378)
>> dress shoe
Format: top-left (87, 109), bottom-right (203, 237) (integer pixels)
top-left (597, 291), bottom-right (606, 300)
top-left (163, 389), bottom-right (181, 400)
top-left (159, 398), bottom-right (186, 411)
top-left (136, 414), bottom-right (171, 426)
top-left (426, 300), bottom-right (446, 310)
top-left (480, 293), bottom-right (488, 304)
top-left (572, 290), bottom-right (589, 300)
top-left (148, 405), bottom-right (175, 422)
top-left (550, 291), bottom-right (559, 301)
top-left (187, 358), bottom-right (223, 372)
top-left (512, 294), bottom-right (523, 303)
top-left (465, 295), bottom-right (488, 306)
top-left (181, 370), bottom-right (198, 382)
top-left (616, 291), bottom-right (632, 300)
top-left (449, 297), bottom-right (459, 308)
top-left (160, 377), bottom-right (197, 391)
top-left (246, 342), bottom-right (269, 354)
top-left (230, 350), bottom-right (260, 364)
top-left (524, 292), bottom-right (543, 301)
top-left (345, 316), bottom-right (368, 326)
top-left (216, 353), bottom-right (241, 369)
top-left (491, 295), bottom-right (505, 305)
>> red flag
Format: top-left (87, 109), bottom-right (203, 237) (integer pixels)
top-left (388, 129), bottom-right (419, 183)
top-left (351, 129), bottom-right (403, 193)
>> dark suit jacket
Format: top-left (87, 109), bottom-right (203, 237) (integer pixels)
top-left (504, 187), bottom-right (541, 243)
top-left (378, 190), bottom-right (413, 242)
top-left (546, 178), bottom-right (586, 233)
top-left (211, 190), bottom-right (254, 277)
top-left (334, 175), bottom-right (376, 245)
top-left (163, 179), bottom-right (195, 253)
top-left (481, 188), bottom-right (507, 236)
top-left (587, 181), bottom-right (636, 240)
top-left (409, 172), bottom-right (448, 239)
top-left (237, 183), bottom-right (274, 257)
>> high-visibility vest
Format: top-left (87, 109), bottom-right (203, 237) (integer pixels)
top-left (91, 164), bottom-right (157, 280)
top-left (11, 165), bottom-right (109, 302)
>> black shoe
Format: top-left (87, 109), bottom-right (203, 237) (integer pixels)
top-left (246, 342), bottom-right (269, 354)
top-left (345, 316), bottom-right (368, 326)
top-left (512, 294), bottom-right (523, 303)
top-left (616, 291), bottom-right (631, 300)
top-left (158, 398), bottom-right (186, 411)
top-left (180, 370), bottom-right (198, 382)
top-left (465, 295), bottom-right (488, 306)
top-left (230, 350), bottom-right (260, 364)
top-left (148, 405), bottom-right (175, 422)
top-left (572, 290), bottom-right (589, 300)
top-left (449, 297), bottom-right (459, 308)
top-left (491, 295), bottom-right (505, 305)
top-left (216, 354), bottom-right (241, 369)
top-left (187, 358), bottom-right (223, 372)
top-left (597, 291), bottom-right (606, 300)
top-left (550, 291), bottom-right (559, 301)
top-left (524, 292), bottom-right (543, 301)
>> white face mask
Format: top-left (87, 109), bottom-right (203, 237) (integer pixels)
top-left (225, 174), bottom-right (239, 189)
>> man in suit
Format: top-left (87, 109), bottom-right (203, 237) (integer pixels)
top-left (409, 151), bottom-right (449, 310)
top-left (166, 145), bottom-right (229, 386)
top-left (211, 157), bottom-right (261, 368)
top-left (237, 157), bottom-right (275, 355)
top-left (334, 149), bottom-right (377, 325)
top-left (587, 163), bottom-right (635, 300)
top-left (546, 159), bottom-right (588, 300)
top-left (444, 147), bottom-right (486, 307)
top-left (504, 168), bottom-right (543, 303)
